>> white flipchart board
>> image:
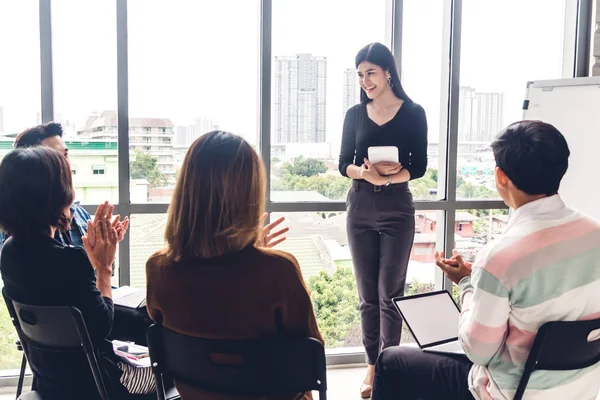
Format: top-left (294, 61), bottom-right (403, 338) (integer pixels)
top-left (522, 77), bottom-right (600, 221)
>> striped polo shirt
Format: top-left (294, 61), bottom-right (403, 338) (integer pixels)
top-left (459, 195), bottom-right (600, 400)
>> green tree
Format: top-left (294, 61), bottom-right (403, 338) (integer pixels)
top-left (130, 150), bottom-right (166, 188)
top-left (284, 156), bottom-right (327, 177)
top-left (0, 296), bottom-right (21, 370)
top-left (409, 168), bottom-right (438, 200)
top-left (279, 174), bottom-right (352, 200)
top-left (308, 267), bottom-right (361, 348)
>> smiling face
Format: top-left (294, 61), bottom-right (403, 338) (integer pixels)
top-left (357, 61), bottom-right (390, 100)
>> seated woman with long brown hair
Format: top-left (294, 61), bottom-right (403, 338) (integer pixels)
top-left (145, 131), bottom-right (323, 400)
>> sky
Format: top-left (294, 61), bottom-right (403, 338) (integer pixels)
top-left (0, 0), bottom-right (570, 146)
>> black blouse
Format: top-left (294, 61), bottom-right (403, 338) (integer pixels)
top-left (0, 236), bottom-right (124, 400)
top-left (338, 101), bottom-right (428, 180)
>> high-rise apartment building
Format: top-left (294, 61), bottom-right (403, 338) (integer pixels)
top-left (77, 110), bottom-right (176, 179)
top-left (175, 116), bottom-right (218, 147)
top-left (458, 86), bottom-right (504, 143)
top-left (273, 54), bottom-right (327, 144)
top-left (343, 68), bottom-right (361, 116)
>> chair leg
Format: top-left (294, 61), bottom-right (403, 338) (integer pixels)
top-left (15, 353), bottom-right (26, 399)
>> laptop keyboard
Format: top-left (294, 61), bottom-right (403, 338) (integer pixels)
top-left (431, 341), bottom-right (463, 353)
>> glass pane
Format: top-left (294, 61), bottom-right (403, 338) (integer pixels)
top-left (129, 214), bottom-right (167, 288)
top-left (403, 0), bottom-right (448, 201)
top-left (0, 0), bottom-right (41, 372)
top-left (0, 0), bottom-right (40, 135)
top-left (271, 211), bottom-right (440, 349)
top-left (457, 0), bottom-right (568, 200)
top-left (451, 208), bottom-right (509, 307)
top-left (128, 0), bottom-right (260, 203)
top-left (270, 0), bottom-right (388, 201)
top-left (52, 0), bottom-right (118, 204)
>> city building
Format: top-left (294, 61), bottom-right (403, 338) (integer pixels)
top-left (0, 106), bottom-right (4, 134)
top-left (0, 139), bottom-right (147, 204)
top-left (77, 110), bottom-right (176, 179)
top-left (342, 68), bottom-right (361, 116)
top-left (273, 54), bottom-right (327, 144)
top-left (175, 116), bottom-right (218, 147)
top-left (415, 211), bottom-right (479, 238)
top-left (458, 86), bottom-right (505, 143)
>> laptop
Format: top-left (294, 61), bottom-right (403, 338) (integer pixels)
top-left (392, 290), bottom-right (465, 355)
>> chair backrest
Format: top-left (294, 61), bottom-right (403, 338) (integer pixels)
top-left (147, 324), bottom-right (327, 399)
top-left (514, 318), bottom-right (600, 400)
top-left (2, 288), bottom-right (111, 400)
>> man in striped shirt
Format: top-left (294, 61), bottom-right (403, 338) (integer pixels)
top-left (371, 121), bottom-right (600, 400)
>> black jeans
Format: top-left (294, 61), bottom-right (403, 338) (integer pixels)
top-left (346, 181), bottom-right (415, 364)
top-left (372, 347), bottom-right (474, 400)
top-left (109, 305), bottom-right (154, 346)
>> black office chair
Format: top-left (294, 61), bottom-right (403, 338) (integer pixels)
top-left (2, 288), bottom-right (112, 400)
top-left (147, 324), bottom-right (328, 400)
top-left (514, 318), bottom-right (600, 400)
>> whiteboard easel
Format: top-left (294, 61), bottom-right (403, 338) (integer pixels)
top-left (522, 77), bottom-right (600, 221)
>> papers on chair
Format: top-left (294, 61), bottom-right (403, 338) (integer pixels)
top-left (112, 286), bottom-right (147, 309)
top-left (112, 340), bottom-right (151, 368)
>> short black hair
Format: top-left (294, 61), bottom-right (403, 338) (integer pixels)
top-left (491, 121), bottom-right (570, 196)
top-left (0, 147), bottom-right (74, 239)
top-left (14, 122), bottom-right (63, 148)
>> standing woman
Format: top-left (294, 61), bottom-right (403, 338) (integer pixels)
top-left (339, 42), bottom-right (427, 398)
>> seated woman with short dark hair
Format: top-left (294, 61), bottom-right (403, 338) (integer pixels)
top-left (0, 147), bottom-right (155, 399)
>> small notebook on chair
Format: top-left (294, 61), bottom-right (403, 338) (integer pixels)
top-left (112, 286), bottom-right (147, 309)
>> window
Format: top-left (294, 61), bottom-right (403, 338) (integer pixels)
top-left (128, 0), bottom-right (259, 203)
top-left (93, 165), bottom-right (106, 175)
top-left (270, 0), bottom-right (388, 201)
top-left (52, 0), bottom-right (118, 204)
top-left (402, 0), bottom-right (449, 201)
top-left (270, 211), bottom-right (441, 349)
top-left (456, 0), bottom-right (570, 200)
top-left (0, 1), bottom-right (42, 371)
top-left (0, 1), bottom-right (40, 136)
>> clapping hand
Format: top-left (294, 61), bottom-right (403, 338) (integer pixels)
top-left (434, 249), bottom-right (472, 284)
top-left (256, 213), bottom-right (289, 248)
top-left (113, 216), bottom-right (129, 242)
top-left (83, 202), bottom-right (118, 273)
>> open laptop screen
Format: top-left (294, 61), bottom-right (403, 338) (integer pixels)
top-left (393, 291), bottom-right (461, 348)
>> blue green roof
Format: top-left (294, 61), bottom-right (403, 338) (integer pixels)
top-left (0, 140), bottom-right (117, 151)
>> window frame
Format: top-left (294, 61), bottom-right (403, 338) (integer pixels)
top-left (4, 0), bottom-right (587, 376)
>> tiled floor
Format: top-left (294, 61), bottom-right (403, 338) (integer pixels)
top-left (0, 366), bottom-right (369, 400)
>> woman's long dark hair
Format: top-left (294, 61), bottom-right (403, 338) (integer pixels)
top-left (355, 42), bottom-right (412, 104)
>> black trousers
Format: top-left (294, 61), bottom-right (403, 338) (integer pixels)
top-left (372, 347), bottom-right (474, 400)
top-left (109, 305), bottom-right (154, 346)
top-left (346, 181), bottom-right (415, 364)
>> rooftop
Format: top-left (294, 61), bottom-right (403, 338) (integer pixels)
top-left (417, 211), bottom-right (479, 223)
top-left (80, 110), bottom-right (174, 132)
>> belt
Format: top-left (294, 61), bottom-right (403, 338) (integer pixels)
top-left (352, 180), bottom-right (409, 193)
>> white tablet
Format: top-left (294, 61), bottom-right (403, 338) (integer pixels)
top-left (368, 146), bottom-right (399, 164)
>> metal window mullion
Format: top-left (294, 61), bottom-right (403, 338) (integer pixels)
top-left (39, 0), bottom-right (54, 123)
top-left (116, 0), bottom-right (131, 286)
top-left (390, 0), bottom-right (403, 72)
top-left (575, 0), bottom-right (593, 77)
top-left (443, 0), bottom-right (463, 291)
top-left (260, 0), bottom-right (273, 214)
